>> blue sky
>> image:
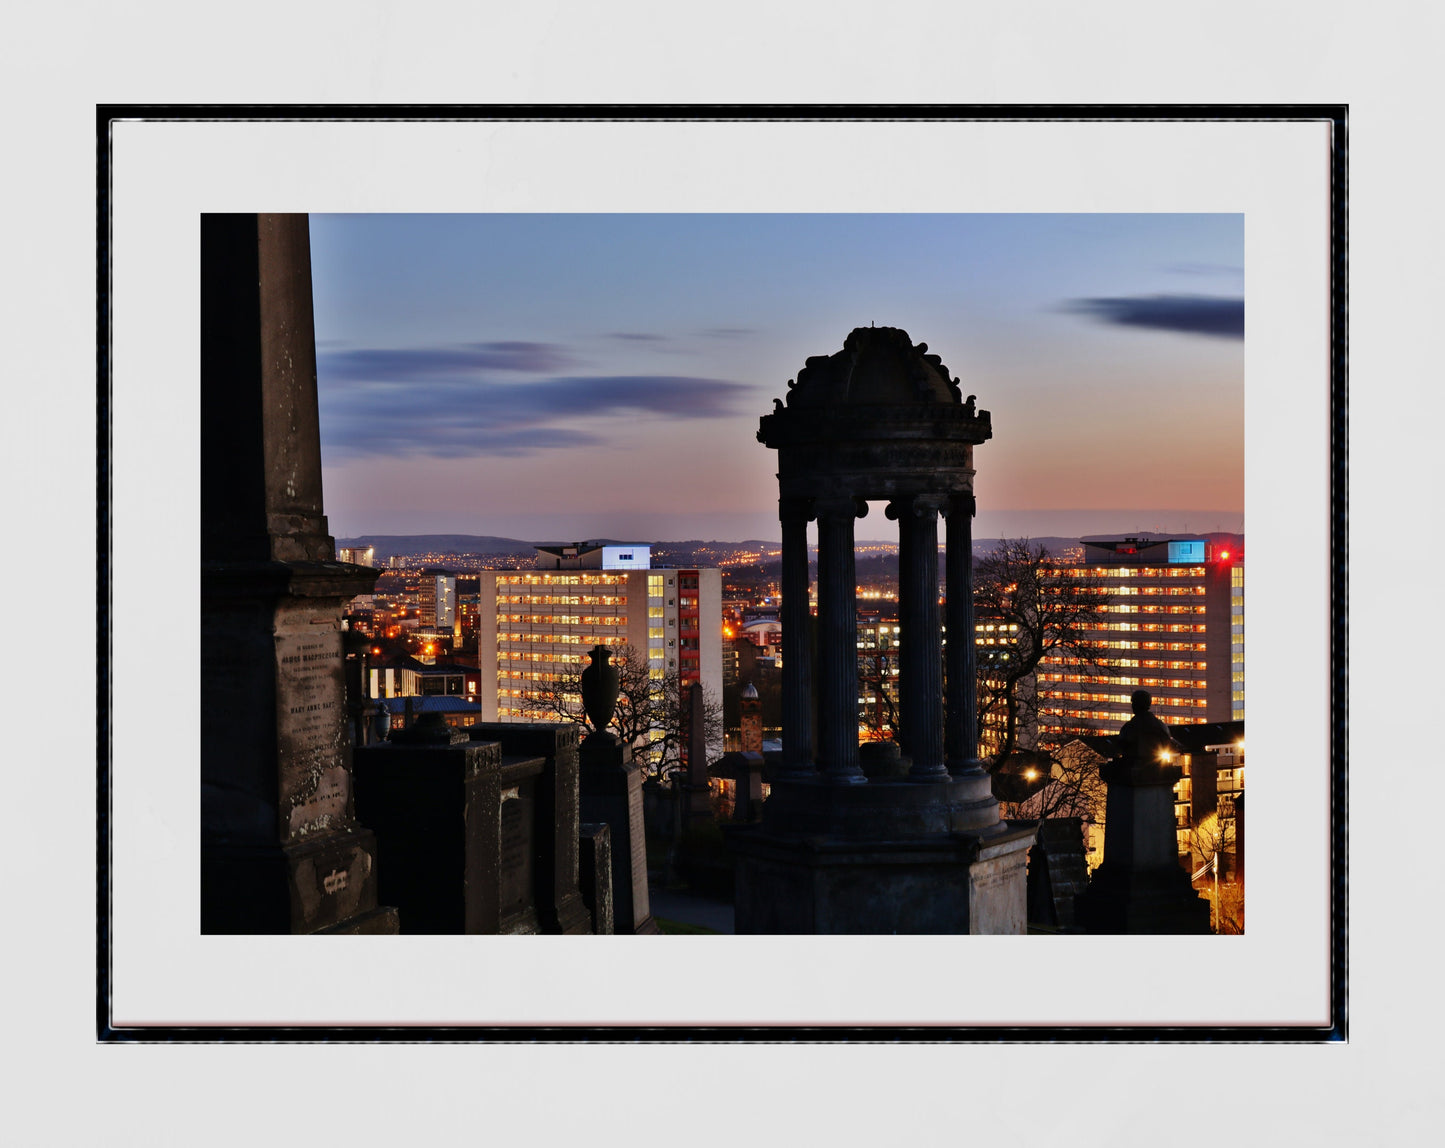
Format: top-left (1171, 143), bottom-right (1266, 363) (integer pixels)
top-left (309, 213), bottom-right (1243, 542)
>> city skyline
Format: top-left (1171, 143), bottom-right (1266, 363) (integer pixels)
top-left (310, 213), bottom-right (1243, 542)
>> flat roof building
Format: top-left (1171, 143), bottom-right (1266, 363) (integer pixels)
top-left (1038, 534), bottom-right (1243, 739)
top-left (474, 545), bottom-right (723, 759)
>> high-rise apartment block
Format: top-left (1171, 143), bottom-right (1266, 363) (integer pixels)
top-left (1038, 535), bottom-right (1243, 738)
top-left (474, 543), bottom-right (722, 728)
top-left (418, 570), bottom-right (457, 629)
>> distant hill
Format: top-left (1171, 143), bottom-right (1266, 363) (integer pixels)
top-left (336, 535), bottom-right (533, 562)
top-left (338, 531), bottom-right (1243, 567)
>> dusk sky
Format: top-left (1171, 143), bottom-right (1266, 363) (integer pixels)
top-left (309, 213), bottom-right (1243, 543)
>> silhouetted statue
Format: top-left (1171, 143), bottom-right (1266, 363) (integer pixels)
top-left (1115, 689), bottom-right (1180, 764)
top-left (963, 393), bottom-right (977, 415)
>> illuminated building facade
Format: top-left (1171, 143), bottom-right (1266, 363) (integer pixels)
top-left (337, 545), bottom-right (375, 566)
top-left (1039, 535), bottom-right (1243, 739)
top-left (417, 570), bottom-right (457, 629)
top-left (857, 607), bottom-right (901, 740)
top-left (474, 544), bottom-right (722, 729)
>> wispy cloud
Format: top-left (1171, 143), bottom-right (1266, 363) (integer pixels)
top-left (1063, 294), bottom-right (1244, 339)
top-left (318, 369), bottom-right (753, 459)
top-left (319, 341), bottom-right (578, 380)
top-left (1162, 262), bottom-right (1244, 278)
top-left (606, 332), bottom-right (669, 343)
top-left (699, 326), bottom-right (755, 339)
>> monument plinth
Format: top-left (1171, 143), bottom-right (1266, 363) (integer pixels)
top-left (1077, 691), bottom-right (1212, 934)
top-left (577, 647), bottom-right (659, 934)
top-left (734, 326), bottom-right (1032, 933)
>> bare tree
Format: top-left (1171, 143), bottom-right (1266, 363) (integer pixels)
top-left (973, 539), bottom-right (1114, 771)
top-left (858, 650), bottom-right (901, 742)
top-left (1186, 810), bottom-right (1243, 934)
top-left (997, 735), bottom-right (1109, 824)
top-left (524, 643), bottom-right (723, 778)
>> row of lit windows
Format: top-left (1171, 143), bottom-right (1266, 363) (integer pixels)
top-left (500, 651), bottom-right (589, 664)
top-left (1063, 566), bottom-right (1206, 578)
top-left (1108, 585), bottom-right (1206, 596)
top-left (1055, 655), bottom-right (1208, 670)
top-left (1040, 673), bottom-right (1208, 689)
top-left (499, 632), bottom-right (589, 645)
top-left (498, 705), bottom-right (564, 720)
top-left (1042, 690), bottom-right (1208, 708)
top-left (496, 614), bottom-right (627, 627)
top-left (1099, 604), bottom-right (1208, 615)
top-left (499, 594), bottom-right (628, 607)
top-left (1043, 713), bottom-right (1210, 728)
top-left (497, 574), bottom-right (630, 586)
top-left (1079, 622), bottom-right (1208, 633)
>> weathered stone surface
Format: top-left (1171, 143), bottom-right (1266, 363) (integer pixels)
top-left (1026, 818), bottom-right (1091, 929)
top-left (467, 722), bottom-right (592, 935)
top-left (579, 822), bottom-right (614, 935)
top-left (733, 820), bottom-right (1033, 935)
top-left (200, 213), bottom-right (393, 934)
top-left (353, 739), bottom-right (548, 934)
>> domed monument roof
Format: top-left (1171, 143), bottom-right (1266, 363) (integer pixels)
top-left (757, 325), bottom-right (991, 503)
top-left (785, 325), bottom-right (962, 408)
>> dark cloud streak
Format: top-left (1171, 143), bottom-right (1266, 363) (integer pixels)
top-left (318, 371), bottom-right (753, 460)
top-left (320, 341), bottom-right (577, 380)
top-left (1064, 294), bottom-right (1244, 339)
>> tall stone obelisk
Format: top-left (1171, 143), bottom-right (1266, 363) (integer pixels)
top-left (200, 214), bottom-right (397, 933)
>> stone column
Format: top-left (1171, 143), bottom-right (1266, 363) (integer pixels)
top-left (814, 496), bottom-right (867, 783)
top-left (890, 495), bottom-right (948, 779)
top-left (777, 497), bottom-right (816, 778)
top-left (945, 492), bottom-right (982, 774)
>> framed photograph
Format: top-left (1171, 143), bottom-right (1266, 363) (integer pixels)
top-left (102, 108), bottom-right (1343, 1037)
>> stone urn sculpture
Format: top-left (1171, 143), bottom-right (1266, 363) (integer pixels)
top-left (580, 645), bottom-right (619, 741)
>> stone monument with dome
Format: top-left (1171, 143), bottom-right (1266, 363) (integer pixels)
top-left (730, 325), bottom-right (1035, 933)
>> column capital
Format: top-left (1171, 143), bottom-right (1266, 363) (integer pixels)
top-left (813, 495), bottom-right (869, 521)
top-left (943, 492), bottom-right (977, 518)
top-left (885, 493), bottom-right (949, 521)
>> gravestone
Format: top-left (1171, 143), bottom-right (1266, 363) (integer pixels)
top-left (466, 722), bottom-right (592, 935)
top-left (354, 723), bottom-right (543, 934)
top-left (679, 681), bottom-right (713, 825)
top-left (1026, 818), bottom-right (1090, 930)
top-left (578, 822), bottom-right (615, 935)
top-left (200, 213), bottom-right (396, 934)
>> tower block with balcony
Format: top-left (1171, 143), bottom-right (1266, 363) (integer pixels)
top-left (731, 326), bottom-right (1035, 933)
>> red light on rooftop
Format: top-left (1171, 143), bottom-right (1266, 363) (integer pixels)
top-left (1220, 550), bottom-right (1231, 560)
